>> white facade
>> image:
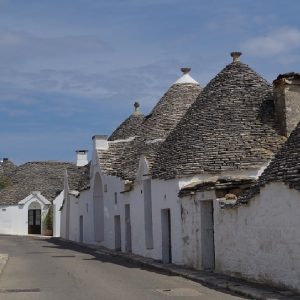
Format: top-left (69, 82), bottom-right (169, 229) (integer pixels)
top-left (53, 191), bottom-right (64, 237)
top-left (181, 189), bottom-right (216, 270)
top-left (57, 131), bottom-right (300, 294)
top-left (78, 189), bottom-right (94, 244)
top-left (0, 191), bottom-right (51, 236)
top-left (58, 129), bottom-right (300, 293)
top-left (214, 182), bottom-right (300, 292)
top-left (82, 146), bottom-right (187, 263)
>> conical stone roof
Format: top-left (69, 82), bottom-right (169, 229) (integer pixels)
top-left (152, 54), bottom-right (286, 180)
top-left (0, 161), bottom-right (90, 205)
top-left (141, 69), bottom-right (201, 141)
top-left (239, 120), bottom-right (300, 203)
top-left (108, 102), bottom-right (145, 141)
top-left (0, 160), bottom-right (16, 189)
top-left (99, 69), bottom-right (202, 180)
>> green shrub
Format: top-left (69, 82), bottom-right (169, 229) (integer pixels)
top-left (43, 206), bottom-right (53, 230)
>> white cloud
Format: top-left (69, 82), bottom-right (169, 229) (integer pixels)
top-left (0, 30), bottom-right (110, 68)
top-left (242, 28), bottom-right (300, 56)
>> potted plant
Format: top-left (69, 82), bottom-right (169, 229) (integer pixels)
top-left (43, 206), bottom-right (53, 236)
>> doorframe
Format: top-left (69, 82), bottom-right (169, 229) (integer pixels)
top-left (79, 215), bottom-right (84, 243)
top-left (28, 208), bottom-right (42, 235)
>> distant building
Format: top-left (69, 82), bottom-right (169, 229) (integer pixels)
top-left (0, 157), bottom-right (89, 237)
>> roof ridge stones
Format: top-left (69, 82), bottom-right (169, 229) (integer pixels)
top-left (152, 59), bottom-right (286, 180)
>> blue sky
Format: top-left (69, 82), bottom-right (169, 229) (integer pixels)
top-left (1, 0), bottom-right (300, 164)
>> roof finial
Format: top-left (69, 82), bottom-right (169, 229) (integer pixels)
top-left (231, 52), bottom-right (242, 62)
top-left (181, 67), bottom-right (191, 74)
top-left (133, 101), bottom-right (141, 114)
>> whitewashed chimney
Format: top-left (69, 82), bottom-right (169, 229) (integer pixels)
top-left (92, 135), bottom-right (109, 150)
top-left (75, 150), bottom-right (88, 167)
top-left (273, 73), bottom-right (300, 137)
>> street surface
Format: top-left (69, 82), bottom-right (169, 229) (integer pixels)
top-left (0, 235), bottom-right (246, 300)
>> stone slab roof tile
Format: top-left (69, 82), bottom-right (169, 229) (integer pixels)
top-left (0, 161), bottom-right (90, 205)
top-left (108, 103), bottom-right (145, 141)
top-left (152, 60), bottom-right (286, 180)
top-left (239, 120), bottom-right (300, 203)
top-left (99, 79), bottom-right (202, 180)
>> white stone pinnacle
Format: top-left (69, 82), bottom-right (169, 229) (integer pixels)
top-left (174, 73), bottom-right (199, 85)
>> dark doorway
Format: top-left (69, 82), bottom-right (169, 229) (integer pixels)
top-left (28, 209), bottom-right (41, 234)
top-left (125, 204), bottom-right (132, 252)
top-left (114, 215), bottom-right (121, 251)
top-left (79, 215), bottom-right (83, 243)
top-left (201, 200), bottom-right (215, 270)
top-left (161, 208), bottom-right (172, 264)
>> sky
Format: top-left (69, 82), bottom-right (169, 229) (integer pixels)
top-left (1, 0), bottom-right (300, 164)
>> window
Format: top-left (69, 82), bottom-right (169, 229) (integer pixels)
top-left (114, 192), bottom-right (118, 205)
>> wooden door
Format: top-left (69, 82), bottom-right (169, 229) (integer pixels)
top-left (161, 209), bottom-right (172, 264)
top-left (79, 215), bottom-right (83, 243)
top-left (125, 204), bottom-right (132, 252)
top-left (28, 209), bottom-right (41, 234)
top-left (114, 215), bottom-right (121, 251)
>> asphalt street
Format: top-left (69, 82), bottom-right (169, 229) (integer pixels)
top-left (0, 235), bottom-right (247, 300)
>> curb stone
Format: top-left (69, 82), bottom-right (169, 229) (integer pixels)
top-left (0, 254), bottom-right (8, 277)
top-left (58, 238), bottom-right (300, 300)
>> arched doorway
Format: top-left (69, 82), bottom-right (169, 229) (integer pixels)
top-left (28, 201), bottom-right (41, 235)
top-left (93, 173), bottom-right (104, 242)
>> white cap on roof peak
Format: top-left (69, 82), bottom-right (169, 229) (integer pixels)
top-left (174, 67), bottom-right (198, 84)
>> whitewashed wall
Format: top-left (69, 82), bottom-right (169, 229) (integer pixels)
top-left (93, 163), bottom-right (265, 264)
top-left (60, 197), bottom-right (67, 239)
top-left (102, 174), bottom-right (124, 249)
top-left (145, 178), bottom-right (183, 263)
top-left (0, 205), bottom-right (25, 235)
top-left (214, 182), bottom-right (300, 292)
top-left (67, 195), bottom-right (79, 242)
top-left (92, 172), bottom-right (124, 249)
top-left (101, 167), bottom-right (187, 263)
top-left (53, 192), bottom-right (64, 237)
top-left (78, 189), bottom-right (94, 244)
top-left (84, 147), bottom-right (125, 249)
top-left (0, 194), bottom-right (50, 235)
top-left (180, 190), bottom-right (216, 269)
